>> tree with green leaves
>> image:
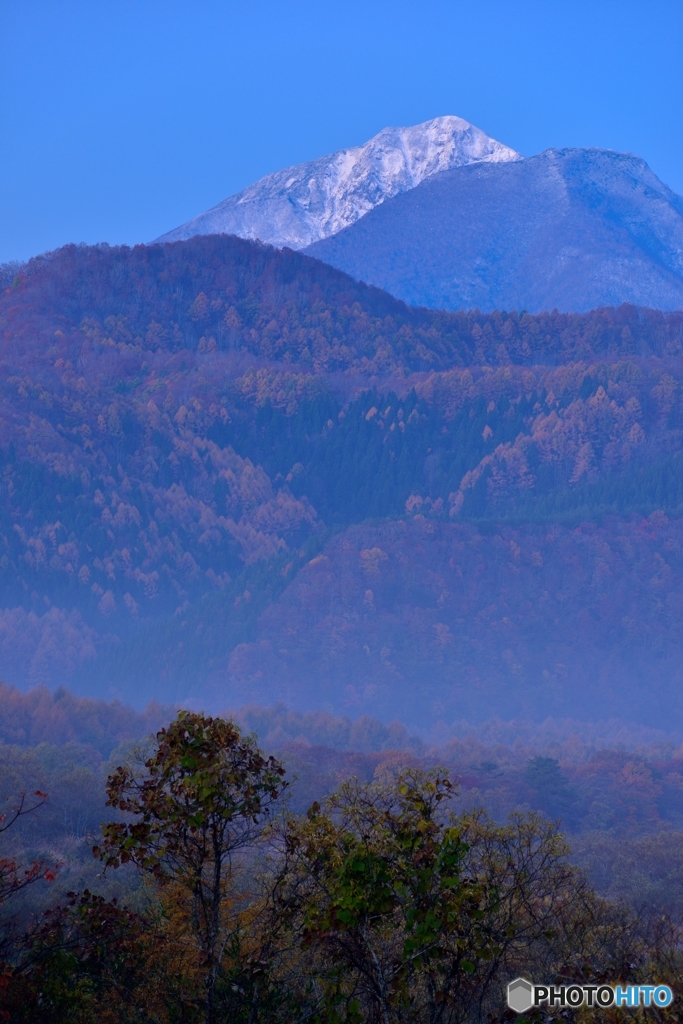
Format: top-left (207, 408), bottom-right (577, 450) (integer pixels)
top-left (276, 768), bottom-right (498, 1024)
top-left (95, 711), bottom-right (287, 1024)
top-left (274, 769), bottom-right (631, 1024)
top-left (524, 756), bottom-right (577, 821)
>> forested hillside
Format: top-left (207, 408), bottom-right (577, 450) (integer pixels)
top-left (1, 236), bottom-right (683, 726)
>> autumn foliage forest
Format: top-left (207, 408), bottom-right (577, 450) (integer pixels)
top-left (3, 695), bottom-right (683, 1022)
top-left (2, 234), bottom-right (683, 1017)
top-left (1, 236), bottom-right (683, 727)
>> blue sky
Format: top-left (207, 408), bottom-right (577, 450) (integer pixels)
top-left (1, 0), bottom-right (682, 264)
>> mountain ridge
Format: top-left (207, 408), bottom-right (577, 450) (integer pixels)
top-left (155, 116), bottom-right (521, 249)
top-left (2, 236), bottom-right (683, 727)
top-left (305, 147), bottom-right (683, 313)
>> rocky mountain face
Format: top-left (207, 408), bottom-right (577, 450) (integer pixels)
top-left (155, 116), bottom-right (521, 248)
top-left (305, 148), bottom-right (683, 313)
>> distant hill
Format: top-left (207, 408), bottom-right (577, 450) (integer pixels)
top-left (2, 236), bottom-right (683, 728)
top-left (306, 148), bottom-right (683, 313)
top-left (155, 116), bottom-right (520, 248)
top-left (213, 514), bottom-right (683, 727)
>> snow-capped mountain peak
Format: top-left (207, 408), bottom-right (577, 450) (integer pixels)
top-left (155, 116), bottom-right (521, 249)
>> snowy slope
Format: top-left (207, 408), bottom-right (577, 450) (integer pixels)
top-left (305, 147), bottom-right (683, 313)
top-left (155, 116), bottom-right (521, 248)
